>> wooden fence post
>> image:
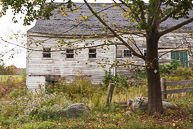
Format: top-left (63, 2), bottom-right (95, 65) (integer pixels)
top-left (161, 78), bottom-right (167, 100)
top-left (107, 83), bottom-right (115, 105)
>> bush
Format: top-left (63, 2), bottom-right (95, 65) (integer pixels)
top-left (169, 67), bottom-right (193, 80)
top-left (47, 79), bottom-right (98, 102)
top-left (102, 69), bottom-right (128, 88)
top-left (132, 68), bottom-right (146, 79)
top-left (9, 88), bottom-right (26, 98)
top-left (160, 60), bottom-right (182, 76)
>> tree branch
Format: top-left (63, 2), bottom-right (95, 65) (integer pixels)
top-left (158, 9), bottom-right (175, 24)
top-left (159, 17), bottom-right (193, 36)
top-left (83, 0), bottom-right (145, 60)
top-left (118, 0), bottom-right (141, 22)
top-left (62, 4), bottom-right (116, 34)
top-left (158, 41), bottom-right (187, 59)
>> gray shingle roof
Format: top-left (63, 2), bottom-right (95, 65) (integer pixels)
top-left (28, 3), bottom-right (193, 36)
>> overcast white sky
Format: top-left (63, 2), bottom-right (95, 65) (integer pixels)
top-left (0, 0), bottom-right (148, 68)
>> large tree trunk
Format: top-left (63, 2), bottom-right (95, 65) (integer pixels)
top-left (146, 33), bottom-right (163, 115)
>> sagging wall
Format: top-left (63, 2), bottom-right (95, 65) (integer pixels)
top-left (26, 33), bottom-right (116, 90)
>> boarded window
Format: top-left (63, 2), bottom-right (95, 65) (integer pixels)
top-left (89, 49), bottom-right (96, 58)
top-left (124, 50), bottom-right (132, 57)
top-left (116, 49), bottom-right (122, 58)
top-left (66, 49), bottom-right (74, 58)
top-left (43, 48), bottom-right (51, 58)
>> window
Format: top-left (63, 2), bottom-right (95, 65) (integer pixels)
top-left (43, 48), bottom-right (51, 58)
top-left (89, 49), bottom-right (96, 58)
top-left (66, 49), bottom-right (74, 58)
top-left (144, 49), bottom-right (147, 56)
top-left (124, 50), bottom-right (132, 57)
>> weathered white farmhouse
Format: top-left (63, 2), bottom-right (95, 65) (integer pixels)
top-left (27, 3), bottom-right (193, 91)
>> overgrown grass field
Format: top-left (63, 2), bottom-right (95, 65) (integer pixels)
top-left (0, 75), bottom-right (23, 82)
top-left (0, 64), bottom-right (193, 128)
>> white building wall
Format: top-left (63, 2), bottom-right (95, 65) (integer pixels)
top-left (26, 34), bottom-right (116, 90)
top-left (26, 32), bottom-right (193, 89)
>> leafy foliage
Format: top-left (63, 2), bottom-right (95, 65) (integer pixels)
top-left (0, 63), bottom-right (20, 75)
top-left (0, 73), bottom-right (192, 128)
top-left (1, 0), bottom-right (193, 114)
top-left (47, 79), bottom-right (98, 102)
top-left (132, 68), bottom-right (147, 79)
top-left (102, 69), bottom-right (128, 88)
top-left (160, 60), bottom-right (182, 76)
top-left (0, 75), bottom-right (25, 99)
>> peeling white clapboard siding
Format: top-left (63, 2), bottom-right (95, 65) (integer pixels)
top-left (27, 32), bottom-right (192, 90)
top-left (27, 36), bottom-right (115, 89)
top-left (26, 76), bottom-right (45, 91)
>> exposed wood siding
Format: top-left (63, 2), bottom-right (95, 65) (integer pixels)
top-left (26, 36), bottom-right (116, 89)
top-left (26, 32), bottom-right (193, 89)
top-left (116, 33), bottom-right (192, 77)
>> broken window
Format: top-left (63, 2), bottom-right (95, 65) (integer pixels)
top-left (124, 50), bottom-right (132, 57)
top-left (43, 48), bottom-right (51, 58)
top-left (89, 48), bottom-right (96, 58)
top-left (66, 49), bottom-right (74, 58)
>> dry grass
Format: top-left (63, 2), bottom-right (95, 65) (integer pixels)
top-left (0, 75), bottom-right (25, 99)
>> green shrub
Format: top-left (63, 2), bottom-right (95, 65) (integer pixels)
top-left (160, 60), bottom-right (182, 76)
top-left (102, 69), bottom-right (128, 88)
top-left (170, 67), bottom-right (193, 80)
top-left (9, 88), bottom-right (26, 98)
top-left (133, 68), bottom-right (147, 79)
top-left (47, 79), bottom-right (98, 103)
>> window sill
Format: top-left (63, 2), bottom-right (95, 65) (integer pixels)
top-left (65, 58), bottom-right (75, 61)
top-left (88, 58), bottom-right (97, 61)
top-left (42, 58), bottom-right (53, 60)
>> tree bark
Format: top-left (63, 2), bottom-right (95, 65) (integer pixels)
top-left (146, 33), bottom-right (163, 115)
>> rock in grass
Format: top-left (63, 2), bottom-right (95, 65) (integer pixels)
top-left (125, 111), bottom-right (132, 116)
top-left (126, 98), bottom-right (133, 106)
top-left (64, 103), bottom-right (91, 118)
top-left (129, 97), bottom-right (174, 110)
top-left (131, 97), bottom-right (148, 110)
top-left (103, 114), bottom-right (108, 118)
top-left (162, 101), bottom-right (174, 109)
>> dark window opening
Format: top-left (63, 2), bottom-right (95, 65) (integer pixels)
top-left (43, 48), bottom-right (51, 58)
top-left (89, 49), bottom-right (96, 58)
top-left (66, 49), bottom-right (74, 58)
top-left (124, 50), bottom-right (132, 57)
top-left (144, 49), bottom-right (147, 56)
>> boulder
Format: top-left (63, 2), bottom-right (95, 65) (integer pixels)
top-left (103, 114), bottom-right (108, 118)
top-left (126, 98), bottom-right (133, 106)
top-left (125, 111), bottom-right (132, 116)
top-left (64, 103), bottom-right (91, 118)
top-left (131, 97), bottom-right (148, 110)
top-left (162, 101), bottom-right (174, 109)
top-left (128, 97), bottom-right (174, 110)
